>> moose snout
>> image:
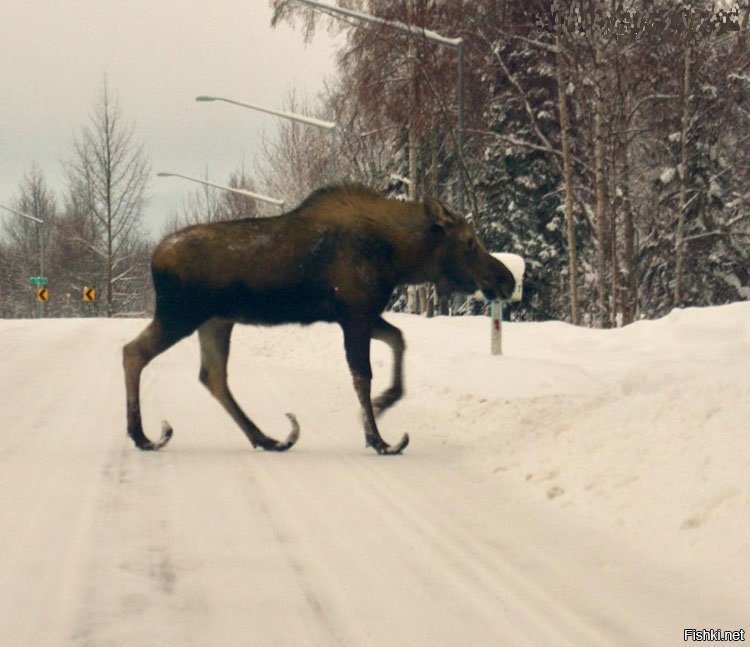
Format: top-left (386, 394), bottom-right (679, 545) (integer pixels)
top-left (481, 260), bottom-right (515, 301)
top-left (499, 271), bottom-right (515, 300)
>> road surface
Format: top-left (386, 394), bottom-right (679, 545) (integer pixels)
top-left (0, 318), bottom-right (744, 646)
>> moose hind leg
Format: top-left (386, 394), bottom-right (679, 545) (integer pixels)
top-left (342, 318), bottom-right (409, 455)
top-left (123, 318), bottom-right (190, 450)
top-left (197, 319), bottom-right (299, 451)
top-left (371, 316), bottom-right (405, 417)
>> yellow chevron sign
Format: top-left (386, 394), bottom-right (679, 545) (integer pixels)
top-left (83, 287), bottom-right (96, 302)
top-left (36, 287), bottom-right (48, 302)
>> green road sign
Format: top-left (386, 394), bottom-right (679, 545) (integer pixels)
top-left (29, 276), bottom-right (48, 286)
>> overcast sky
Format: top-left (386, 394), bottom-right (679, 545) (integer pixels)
top-left (1, 0), bottom-right (341, 235)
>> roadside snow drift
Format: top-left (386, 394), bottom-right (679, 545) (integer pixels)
top-left (0, 302), bottom-right (747, 646)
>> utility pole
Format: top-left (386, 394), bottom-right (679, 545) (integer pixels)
top-left (292, 0), bottom-right (465, 211)
top-left (0, 203), bottom-right (45, 317)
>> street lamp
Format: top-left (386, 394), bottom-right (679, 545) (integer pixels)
top-left (196, 95), bottom-right (336, 131)
top-left (291, 0), bottom-right (465, 210)
top-left (156, 172), bottom-right (285, 211)
top-left (196, 95), bottom-right (339, 180)
top-left (0, 203), bottom-right (45, 317)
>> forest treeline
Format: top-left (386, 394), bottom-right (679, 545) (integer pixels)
top-left (2, 1), bottom-right (748, 324)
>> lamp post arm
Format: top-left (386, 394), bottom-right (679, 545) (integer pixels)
top-left (293, 0), bottom-right (462, 48)
top-left (0, 203), bottom-right (43, 224)
top-left (156, 172), bottom-right (286, 209)
top-left (196, 96), bottom-right (336, 131)
top-left (291, 0), bottom-right (465, 210)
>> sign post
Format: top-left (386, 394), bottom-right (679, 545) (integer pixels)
top-left (83, 286), bottom-right (97, 316)
top-left (3, 205), bottom-right (45, 316)
top-left (489, 253), bottom-right (526, 356)
top-left (29, 277), bottom-right (49, 315)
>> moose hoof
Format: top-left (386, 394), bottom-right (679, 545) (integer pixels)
top-left (368, 433), bottom-right (409, 455)
top-left (259, 413), bottom-right (300, 452)
top-left (132, 420), bottom-right (173, 451)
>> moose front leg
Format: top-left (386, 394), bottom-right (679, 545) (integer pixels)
top-left (342, 318), bottom-right (409, 455)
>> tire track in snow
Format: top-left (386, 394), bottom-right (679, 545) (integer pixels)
top-left (240, 341), bottom-right (717, 646)
top-left (250, 446), bottom-right (614, 646)
top-left (0, 321), bottom-right (126, 646)
top-left (240, 365), bottom-right (610, 647)
top-left (234, 331), bottom-right (561, 643)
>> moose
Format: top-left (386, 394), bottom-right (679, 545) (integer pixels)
top-left (123, 184), bottom-right (515, 455)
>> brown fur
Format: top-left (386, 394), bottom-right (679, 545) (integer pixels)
top-left (122, 184), bottom-right (515, 454)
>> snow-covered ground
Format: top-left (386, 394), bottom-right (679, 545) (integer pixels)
top-left (0, 303), bottom-right (747, 646)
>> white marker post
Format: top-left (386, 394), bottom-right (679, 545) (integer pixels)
top-left (489, 253), bottom-right (525, 356)
top-left (490, 299), bottom-right (503, 355)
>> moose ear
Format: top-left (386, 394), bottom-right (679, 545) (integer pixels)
top-left (423, 198), bottom-right (456, 231)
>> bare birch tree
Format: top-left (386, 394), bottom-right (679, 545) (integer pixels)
top-left (674, 39), bottom-right (692, 306)
top-left (591, 5), bottom-right (609, 326)
top-left (554, 2), bottom-right (580, 325)
top-left (64, 79), bottom-right (150, 317)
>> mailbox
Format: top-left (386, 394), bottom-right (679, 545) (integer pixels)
top-left (491, 253), bottom-right (525, 303)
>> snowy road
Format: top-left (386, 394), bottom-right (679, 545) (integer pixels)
top-left (0, 314), bottom-right (747, 646)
